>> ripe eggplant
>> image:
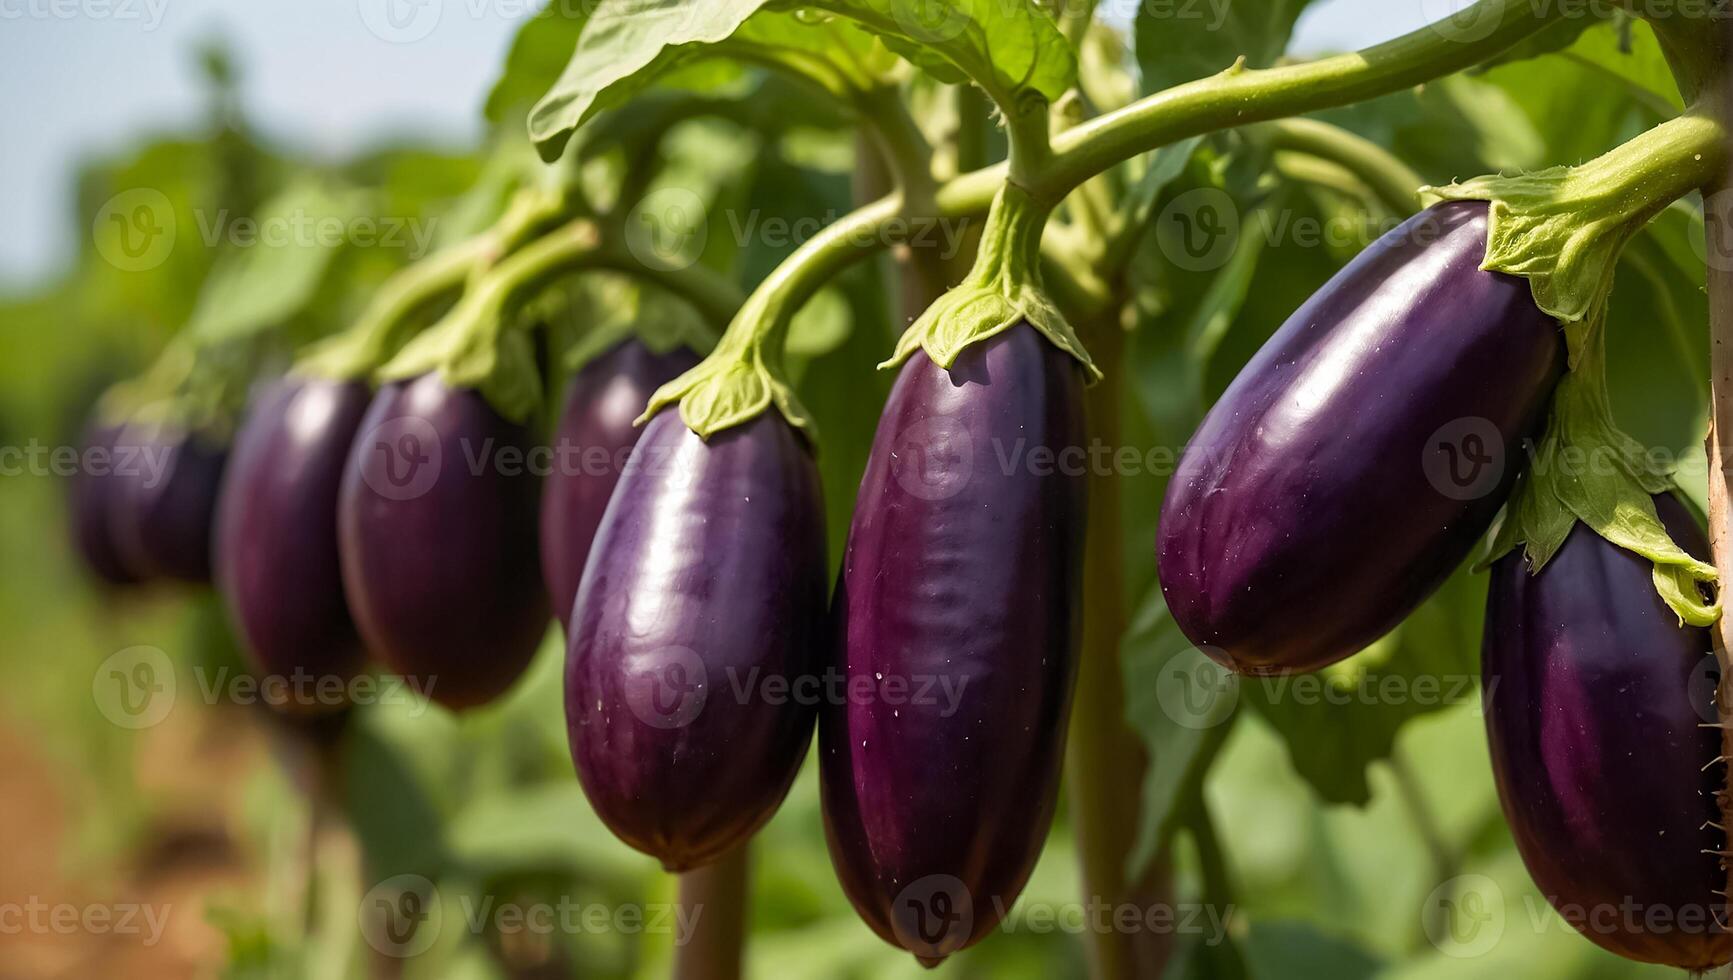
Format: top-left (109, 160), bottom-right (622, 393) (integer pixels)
top-left (821, 324), bottom-right (1087, 963)
top-left (1484, 494), bottom-right (1729, 970)
top-left (69, 421), bottom-right (145, 586)
top-left (338, 373), bottom-right (548, 711)
top-left (215, 377), bottom-right (372, 711)
top-left (565, 411), bottom-right (826, 872)
top-left (1157, 200), bottom-right (1563, 675)
top-left (540, 340), bottom-right (699, 630)
top-left (108, 422), bottom-right (229, 584)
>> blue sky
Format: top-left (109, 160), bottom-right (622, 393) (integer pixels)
top-left (0, 0), bottom-right (1428, 289)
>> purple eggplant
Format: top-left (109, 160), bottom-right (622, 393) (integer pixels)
top-left (69, 421), bottom-right (146, 586)
top-left (821, 324), bottom-right (1087, 964)
top-left (540, 340), bottom-right (700, 630)
top-left (565, 410), bottom-right (826, 872)
top-left (338, 373), bottom-right (548, 711)
top-left (1157, 200), bottom-right (1564, 676)
top-left (108, 422), bottom-right (229, 584)
top-left (1484, 494), bottom-right (1729, 970)
top-left (215, 377), bottom-right (372, 711)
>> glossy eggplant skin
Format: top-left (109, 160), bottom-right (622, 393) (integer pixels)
top-left (540, 340), bottom-right (699, 630)
top-left (1157, 201), bottom-right (1564, 676)
top-left (821, 324), bottom-right (1087, 963)
top-left (338, 373), bottom-right (548, 711)
top-left (69, 421), bottom-right (145, 586)
top-left (109, 423), bottom-right (229, 584)
top-left (215, 377), bottom-right (372, 708)
top-left (565, 411), bottom-right (827, 872)
top-left (1484, 495), bottom-right (1729, 970)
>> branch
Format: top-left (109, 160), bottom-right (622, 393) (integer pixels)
top-left (1253, 117), bottom-right (1425, 215)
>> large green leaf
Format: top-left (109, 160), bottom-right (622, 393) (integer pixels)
top-left (528, 2), bottom-right (894, 161)
top-left (1135, 0), bottom-right (1322, 95)
top-left (181, 178), bottom-right (371, 344)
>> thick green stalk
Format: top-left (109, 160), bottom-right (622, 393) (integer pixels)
top-left (1034, 0), bottom-right (1561, 203)
top-left (1066, 319), bottom-right (1178, 979)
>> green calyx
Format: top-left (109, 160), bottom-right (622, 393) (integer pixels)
top-left (1421, 112), bottom-right (1725, 349)
top-left (99, 338), bottom-right (252, 441)
top-left (881, 183), bottom-right (1100, 381)
top-left (1443, 113), bottom-right (1729, 625)
top-left (637, 322), bottom-right (812, 440)
top-left (1486, 331), bottom-right (1718, 626)
top-left (377, 220), bottom-right (605, 424)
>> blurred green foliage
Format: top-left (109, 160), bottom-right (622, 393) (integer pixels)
top-left (0, 9), bottom-right (1715, 980)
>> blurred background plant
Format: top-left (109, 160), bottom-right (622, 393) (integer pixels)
top-left (0, 3), bottom-right (1716, 978)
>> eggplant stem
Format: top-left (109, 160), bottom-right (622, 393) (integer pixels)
top-left (672, 844), bottom-right (750, 980)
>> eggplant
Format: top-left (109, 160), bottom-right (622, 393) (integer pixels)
top-left (540, 340), bottom-right (700, 630)
top-left (338, 373), bottom-right (548, 711)
top-left (821, 324), bottom-right (1087, 963)
top-left (565, 410), bottom-right (826, 872)
top-left (1157, 200), bottom-right (1564, 675)
top-left (108, 422), bottom-right (229, 584)
top-left (69, 421), bottom-right (145, 586)
top-left (1484, 494), bottom-right (1730, 970)
top-left (215, 377), bottom-right (372, 710)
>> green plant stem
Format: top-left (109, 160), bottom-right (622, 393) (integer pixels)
top-left (1700, 20), bottom-right (1733, 939)
top-left (1033, 0), bottom-right (1558, 203)
top-left (673, 845), bottom-right (749, 980)
top-left (1253, 117), bottom-right (1425, 214)
top-left (459, 218), bottom-right (746, 332)
top-left (695, 0), bottom-right (1560, 376)
top-left (293, 186), bottom-right (571, 378)
top-left (1065, 319), bottom-right (1178, 980)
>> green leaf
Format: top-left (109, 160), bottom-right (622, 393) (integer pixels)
top-left (1135, 0), bottom-right (1321, 94)
top-left (182, 178), bottom-right (370, 344)
top-left (806, 0), bottom-right (1077, 104)
top-left (485, 9), bottom-right (593, 125)
top-left (528, 2), bottom-right (893, 162)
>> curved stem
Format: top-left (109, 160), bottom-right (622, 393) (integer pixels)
top-left (672, 844), bottom-right (749, 980)
top-left (1034, 0), bottom-right (1560, 203)
top-left (1253, 117), bottom-right (1425, 214)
